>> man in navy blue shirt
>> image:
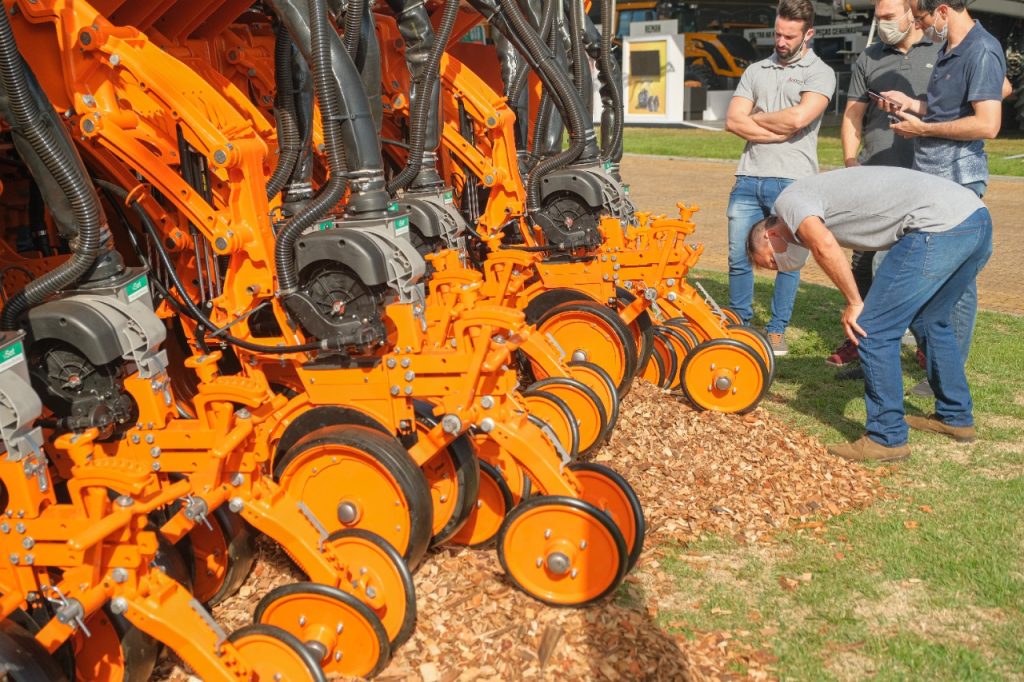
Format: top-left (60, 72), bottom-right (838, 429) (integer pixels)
top-left (878, 0), bottom-right (1009, 402)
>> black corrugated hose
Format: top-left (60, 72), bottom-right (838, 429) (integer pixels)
top-left (386, 0), bottom-right (460, 193)
top-left (598, 0), bottom-right (623, 163)
top-left (0, 7), bottom-right (102, 329)
top-left (266, 23), bottom-right (303, 199)
top-left (275, 0), bottom-right (363, 293)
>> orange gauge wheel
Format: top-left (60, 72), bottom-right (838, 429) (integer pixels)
top-left (74, 608), bottom-right (158, 682)
top-left (183, 507), bottom-right (256, 606)
top-left (534, 300), bottom-right (638, 394)
top-left (719, 306), bottom-right (744, 325)
top-left (253, 582), bottom-right (390, 679)
top-left (567, 360), bottom-right (620, 442)
top-left (497, 496), bottom-right (628, 606)
top-left (654, 325), bottom-right (696, 390)
top-left (414, 401), bottom-right (481, 547)
top-left (616, 286), bottom-right (656, 380)
top-left (639, 334), bottom-right (670, 387)
top-left (324, 528), bottom-right (417, 648)
top-left (226, 624), bottom-right (327, 682)
top-left (526, 377), bottom-right (607, 456)
top-left (522, 389), bottom-right (580, 460)
top-left (650, 328), bottom-right (681, 389)
top-left (274, 424), bottom-right (433, 569)
top-left (680, 339), bottom-right (769, 413)
top-left (662, 317), bottom-right (701, 354)
top-left (567, 463), bottom-right (646, 572)
top-left (450, 460), bottom-right (515, 548)
top-left (724, 324), bottom-right (776, 382)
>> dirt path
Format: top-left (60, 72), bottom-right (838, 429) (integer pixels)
top-left (623, 156), bottom-right (1024, 316)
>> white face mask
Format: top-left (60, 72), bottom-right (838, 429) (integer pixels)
top-left (877, 10), bottom-right (912, 45)
top-left (772, 243), bottom-right (811, 271)
top-left (924, 13), bottom-right (948, 42)
top-left (776, 35), bottom-right (807, 64)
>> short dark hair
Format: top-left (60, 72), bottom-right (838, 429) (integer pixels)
top-left (916, 0), bottom-right (967, 12)
top-left (777, 0), bottom-right (816, 30)
top-left (746, 215), bottom-right (780, 262)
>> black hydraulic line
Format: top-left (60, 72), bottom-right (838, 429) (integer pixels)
top-left (341, 0), bottom-right (365, 58)
top-left (595, 0), bottom-right (623, 164)
top-left (0, 7), bottom-right (105, 329)
top-left (566, 0), bottom-right (586, 101)
top-left (266, 24), bottom-right (303, 199)
top-left (267, 0), bottom-right (388, 214)
top-left (385, 0), bottom-right (459, 193)
top-left (465, 0), bottom-right (598, 213)
top-left (97, 180), bottom-right (324, 354)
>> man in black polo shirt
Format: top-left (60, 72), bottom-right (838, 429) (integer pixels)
top-left (826, 0), bottom-right (939, 374)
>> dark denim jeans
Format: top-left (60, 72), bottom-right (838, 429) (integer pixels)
top-left (859, 208), bottom-right (993, 446)
top-left (726, 175), bottom-right (800, 334)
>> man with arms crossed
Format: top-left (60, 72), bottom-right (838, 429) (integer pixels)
top-left (748, 166), bottom-right (991, 462)
top-left (724, 0), bottom-right (835, 357)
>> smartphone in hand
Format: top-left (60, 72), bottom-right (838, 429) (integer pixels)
top-left (867, 90), bottom-right (902, 123)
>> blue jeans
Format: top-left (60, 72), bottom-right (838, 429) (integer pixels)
top-left (858, 208), bottom-right (993, 446)
top-left (727, 175), bottom-right (800, 334)
top-left (908, 180), bottom-right (986, 364)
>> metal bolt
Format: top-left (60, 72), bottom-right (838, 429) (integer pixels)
top-left (111, 568), bottom-right (128, 584)
top-left (82, 94), bottom-right (96, 107)
top-left (478, 417), bottom-right (495, 433)
top-left (21, 537), bottom-right (34, 550)
top-left (710, 363), bottom-right (716, 371)
top-left (228, 497), bottom-right (244, 513)
top-left (152, 462), bottom-right (161, 472)
top-left (404, 386), bottom-right (413, 395)
top-left (571, 350), bottom-right (588, 363)
top-left (150, 447), bottom-right (161, 458)
top-left (337, 502), bottom-right (358, 524)
top-left (386, 358), bottom-right (397, 369)
top-left (15, 523), bottom-right (25, 534)
top-left (666, 278), bottom-right (676, 287)
top-left (334, 651), bottom-right (343, 662)
top-left (390, 385), bottom-right (400, 396)
top-left (9, 554), bottom-right (18, 564)
top-left (570, 568), bottom-right (578, 579)
top-left (131, 434), bottom-right (140, 444)
top-left (404, 370), bottom-right (415, 381)
top-left (298, 615), bottom-right (307, 626)
top-left (110, 597), bottom-right (128, 615)
top-left (236, 408), bottom-right (251, 419)
top-left (545, 552), bottom-right (571, 575)
top-left (1, 523), bottom-right (8, 534)
top-left (145, 434), bottom-right (155, 445)
top-left (23, 555), bottom-right (33, 565)
top-left (441, 414), bottom-right (462, 435)
top-left (365, 586), bottom-right (377, 599)
top-left (213, 149), bottom-right (228, 164)
top-left (714, 376), bottom-right (732, 391)
top-left (230, 473), bottom-right (244, 487)
top-left (401, 358), bottom-right (411, 369)
top-left (544, 528), bottom-right (552, 539)
top-left (580, 540), bottom-right (587, 550)
top-left (480, 395), bottom-right (494, 409)
top-left (82, 119), bottom-right (96, 133)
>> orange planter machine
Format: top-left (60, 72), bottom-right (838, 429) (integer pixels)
top-left (0, 0), bottom-right (772, 678)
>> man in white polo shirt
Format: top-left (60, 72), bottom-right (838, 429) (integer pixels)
top-left (724, 0), bottom-right (836, 357)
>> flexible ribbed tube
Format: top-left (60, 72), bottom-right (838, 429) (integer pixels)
top-left (0, 8), bottom-right (102, 329)
top-left (266, 24), bottom-right (302, 199)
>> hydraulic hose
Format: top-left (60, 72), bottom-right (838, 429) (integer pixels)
top-left (0, 8), bottom-right (103, 329)
top-left (567, 0), bottom-right (586, 101)
top-left (266, 24), bottom-right (303, 199)
top-left (274, 0), bottom-right (353, 294)
top-left (596, 0), bottom-right (623, 164)
top-left (506, 0), bottom-right (553, 107)
top-left (467, 0), bottom-right (597, 212)
top-left (97, 181), bottom-right (325, 354)
top-left (341, 0), bottom-right (364, 57)
top-left (268, 0), bottom-right (388, 214)
top-left (386, 0), bottom-right (459, 193)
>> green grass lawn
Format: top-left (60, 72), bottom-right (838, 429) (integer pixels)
top-left (653, 270), bottom-right (1024, 680)
top-left (621, 126), bottom-right (1024, 177)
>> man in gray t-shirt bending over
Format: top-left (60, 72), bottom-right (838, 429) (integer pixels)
top-left (746, 166), bottom-right (991, 462)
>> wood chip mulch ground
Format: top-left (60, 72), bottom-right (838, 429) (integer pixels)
top-left (157, 380), bottom-right (882, 681)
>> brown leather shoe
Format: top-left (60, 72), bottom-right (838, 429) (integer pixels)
top-left (905, 414), bottom-right (976, 443)
top-left (828, 436), bottom-right (910, 462)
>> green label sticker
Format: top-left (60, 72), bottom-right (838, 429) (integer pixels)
top-left (388, 201), bottom-right (400, 213)
top-left (603, 161), bottom-right (612, 171)
top-left (0, 340), bottom-right (24, 373)
top-left (393, 215), bottom-right (410, 236)
top-left (317, 220), bottom-right (333, 231)
top-left (443, 190), bottom-right (454, 205)
top-left (126, 274), bottom-right (149, 303)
